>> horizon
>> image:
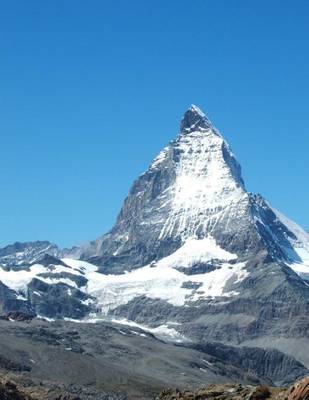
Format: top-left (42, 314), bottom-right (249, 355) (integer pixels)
top-left (1, 0), bottom-right (309, 247)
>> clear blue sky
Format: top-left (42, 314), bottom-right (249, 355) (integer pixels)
top-left (1, 0), bottom-right (308, 248)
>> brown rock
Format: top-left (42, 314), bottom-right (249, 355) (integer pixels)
top-left (0, 379), bottom-right (31, 400)
top-left (287, 377), bottom-right (309, 400)
top-left (249, 386), bottom-right (271, 400)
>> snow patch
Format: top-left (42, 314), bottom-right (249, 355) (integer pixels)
top-left (0, 264), bottom-right (47, 293)
top-left (61, 258), bottom-right (98, 274)
top-left (110, 317), bottom-right (186, 342)
top-left (86, 237), bottom-right (247, 313)
top-left (0, 237), bottom-right (247, 319)
top-left (157, 236), bottom-right (237, 268)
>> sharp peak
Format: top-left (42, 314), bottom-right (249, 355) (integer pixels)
top-left (180, 104), bottom-right (213, 133)
top-left (189, 104), bottom-right (206, 116)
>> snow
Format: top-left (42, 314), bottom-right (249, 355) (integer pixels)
top-left (0, 236), bottom-right (247, 316)
top-left (190, 104), bottom-right (206, 117)
top-left (40, 276), bottom-right (78, 288)
top-left (149, 146), bottom-right (169, 170)
top-left (110, 317), bottom-right (186, 342)
top-left (158, 237), bottom-right (237, 268)
top-left (0, 243), bottom-right (59, 267)
top-left (0, 264), bottom-right (46, 293)
top-left (157, 127), bottom-right (247, 240)
top-left (61, 258), bottom-right (98, 274)
top-left (0, 259), bottom-right (97, 294)
top-left (15, 293), bottom-right (27, 301)
top-left (85, 236), bottom-right (247, 313)
top-left (37, 315), bottom-right (55, 322)
top-left (272, 208), bottom-right (309, 281)
top-left (81, 298), bottom-right (94, 306)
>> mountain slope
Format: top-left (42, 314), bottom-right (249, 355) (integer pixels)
top-left (0, 318), bottom-right (307, 399)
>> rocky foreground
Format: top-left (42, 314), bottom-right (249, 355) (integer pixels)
top-left (158, 377), bottom-right (309, 400)
top-left (0, 375), bottom-right (308, 400)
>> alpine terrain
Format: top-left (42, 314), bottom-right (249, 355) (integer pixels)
top-left (0, 105), bottom-right (308, 398)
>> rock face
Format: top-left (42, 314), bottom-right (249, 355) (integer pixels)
top-left (0, 241), bottom-right (60, 268)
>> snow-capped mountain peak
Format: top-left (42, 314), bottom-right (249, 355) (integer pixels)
top-left (155, 114), bottom-right (246, 241)
top-left (77, 105), bottom-right (309, 278)
top-left (180, 104), bottom-right (213, 133)
top-left (0, 104), bottom-right (309, 372)
top-left (77, 106), bottom-right (260, 271)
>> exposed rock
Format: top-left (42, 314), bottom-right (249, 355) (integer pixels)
top-left (2, 312), bottom-right (34, 322)
top-left (0, 241), bottom-right (60, 268)
top-left (157, 377), bottom-right (309, 400)
top-left (287, 377), bottom-right (309, 400)
top-left (0, 379), bottom-right (31, 400)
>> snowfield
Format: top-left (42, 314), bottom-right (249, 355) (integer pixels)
top-left (85, 236), bottom-right (248, 313)
top-left (1, 227), bottom-right (309, 319)
top-left (0, 236), bottom-right (248, 313)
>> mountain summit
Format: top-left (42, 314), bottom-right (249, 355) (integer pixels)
top-left (80, 105), bottom-right (308, 275)
top-left (180, 104), bottom-right (213, 132)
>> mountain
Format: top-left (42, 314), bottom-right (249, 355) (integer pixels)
top-left (80, 105), bottom-right (309, 274)
top-left (0, 241), bottom-right (60, 268)
top-left (0, 105), bottom-right (309, 388)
